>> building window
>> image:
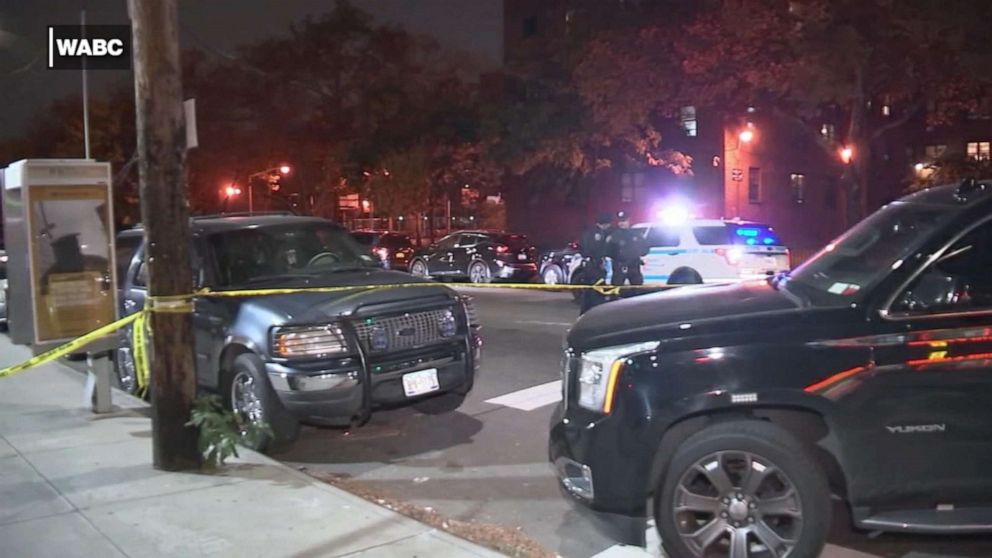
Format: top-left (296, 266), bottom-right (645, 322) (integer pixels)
top-left (621, 183), bottom-right (634, 203)
top-left (925, 144), bottom-right (947, 161)
top-left (820, 123), bottom-right (836, 143)
top-left (522, 15), bottom-right (538, 38)
top-left (967, 141), bottom-right (991, 161)
top-left (620, 173), bottom-right (645, 203)
top-left (824, 179), bottom-right (837, 209)
top-left (680, 106), bottom-right (697, 137)
top-left (748, 167), bottom-right (761, 204)
top-left (790, 173), bottom-right (806, 205)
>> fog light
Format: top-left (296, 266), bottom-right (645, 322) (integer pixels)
top-left (438, 309), bottom-right (456, 337)
top-left (555, 457), bottom-right (594, 500)
top-left (370, 324), bottom-right (388, 351)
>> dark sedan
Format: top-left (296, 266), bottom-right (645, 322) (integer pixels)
top-left (409, 231), bottom-right (538, 283)
top-left (351, 230), bottom-right (416, 271)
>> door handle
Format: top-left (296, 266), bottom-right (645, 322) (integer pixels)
top-left (206, 316), bottom-right (224, 326)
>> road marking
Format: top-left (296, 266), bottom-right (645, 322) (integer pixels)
top-left (485, 380), bottom-right (562, 411)
top-left (515, 320), bottom-right (573, 327)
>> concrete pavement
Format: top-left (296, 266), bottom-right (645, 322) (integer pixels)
top-left (0, 333), bottom-right (504, 558)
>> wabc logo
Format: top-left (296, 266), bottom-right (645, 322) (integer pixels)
top-left (48, 25), bottom-right (131, 70)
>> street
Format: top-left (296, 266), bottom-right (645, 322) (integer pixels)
top-left (274, 286), bottom-right (992, 558)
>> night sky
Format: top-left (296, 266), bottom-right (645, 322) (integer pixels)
top-left (0, 0), bottom-right (503, 140)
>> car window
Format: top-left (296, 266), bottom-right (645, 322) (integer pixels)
top-left (435, 235), bottom-right (459, 250)
top-left (380, 234), bottom-right (413, 249)
top-left (494, 234), bottom-right (530, 249)
top-left (644, 227), bottom-right (680, 247)
top-left (891, 219), bottom-right (992, 315)
top-left (457, 234), bottom-right (479, 247)
top-left (787, 202), bottom-right (953, 306)
top-left (351, 232), bottom-right (379, 248)
top-left (133, 261), bottom-right (148, 288)
top-left (115, 234), bottom-right (142, 288)
top-left (693, 224), bottom-right (782, 246)
top-left (209, 223), bottom-right (373, 287)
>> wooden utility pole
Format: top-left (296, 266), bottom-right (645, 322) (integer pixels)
top-left (129, 0), bottom-right (200, 470)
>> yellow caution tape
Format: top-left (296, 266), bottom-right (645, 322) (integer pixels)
top-left (0, 281), bottom-right (676, 384)
top-left (0, 312), bottom-right (142, 379)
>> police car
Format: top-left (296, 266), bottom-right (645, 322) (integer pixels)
top-left (634, 218), bottom-right (791, 284)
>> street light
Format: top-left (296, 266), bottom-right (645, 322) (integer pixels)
top-left (246, 164), bottom-right (292, 213)
top-left (840, 146), bottom-right (854, 164)
top-left (223, 184), bottom-right (242, 198)
top-left (738, 129), bottom-right (754, 143)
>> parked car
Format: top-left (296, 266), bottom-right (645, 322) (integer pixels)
top-left (538, 241), bottom-right (582, 286)
top-left (0, 250), bottom-right (7, 325)
top-left (634, 219), bottom-right (791, 285)
top-left (550, 180), bottom-right (992, 557)
top-left (116, 214), bottom-right (482, 451)
top-left (350, 230), bottom-right (416, 272)
top-left (408, 231), bottom-right (538, 283)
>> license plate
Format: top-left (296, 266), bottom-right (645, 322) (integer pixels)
top-left (402, 368), bottom-right (440, 397)
top-left (517, 253), bottom-right (527, 261)
top-left (396, 253), bottom-right (405, 259)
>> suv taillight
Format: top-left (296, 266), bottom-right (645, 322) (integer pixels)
top-left (716, 247), bottom-right (744, 266)
top-left (495, 245), bottom-right (509, 254)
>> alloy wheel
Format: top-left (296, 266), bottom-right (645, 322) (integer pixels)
top-left (469, 263), bottom-right (490, 284)
top-left (671, 450), bottom-right (802, 558)
top-left (411, 260), bottom-right (428, 277)
top-left (231, 371), bottom-right (265, 431)
top-left (543, 267), bottom-right (561, 285)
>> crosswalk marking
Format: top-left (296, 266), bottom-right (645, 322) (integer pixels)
top-left (484, 380), bottom-right (562, 411)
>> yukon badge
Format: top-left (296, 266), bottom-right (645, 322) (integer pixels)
top-left (886, 424), bottom-right (947, 434)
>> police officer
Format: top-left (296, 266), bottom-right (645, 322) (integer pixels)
top-left (607, 211), bottom-right (648, 295)
top-left (578, 212), bottom-right (613, 314)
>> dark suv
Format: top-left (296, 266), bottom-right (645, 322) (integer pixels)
top-left (117, 215), bottom-right (481, 450)
top-left (550, 180), bottom-right (992, 557)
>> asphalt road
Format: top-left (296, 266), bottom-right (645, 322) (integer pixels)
top-left (271, 286), bottom-right (992, 558)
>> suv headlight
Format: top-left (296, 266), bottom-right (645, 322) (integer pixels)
top-left (577, 341), bottom-right (659, 414)
top-left (273, 325), bottom-right (348, 358)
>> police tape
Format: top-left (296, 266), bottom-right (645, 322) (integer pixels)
top-left (0, 281), bottom-right (675, 384)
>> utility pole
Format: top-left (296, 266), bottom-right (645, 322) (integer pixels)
top-left (129, 0), bottom-right (200, 471)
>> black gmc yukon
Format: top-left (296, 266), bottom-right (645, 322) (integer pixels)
top-left (117, 214), bottom-right (481, 450)
top-left (551, 180), bottom-right (992, 557)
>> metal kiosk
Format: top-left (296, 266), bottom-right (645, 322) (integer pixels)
top-left (1, 159), bottom-right (119, 412)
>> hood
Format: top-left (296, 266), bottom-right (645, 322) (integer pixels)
top-left (217, 269), bottom-right (457, 324)
top-left (568, 280), bottom-right (803, 350)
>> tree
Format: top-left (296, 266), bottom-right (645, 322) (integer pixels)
top-left (576, 0), bottom-right (992, 225)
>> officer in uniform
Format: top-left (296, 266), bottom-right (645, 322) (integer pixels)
top-left (607, 211), bottom-right (648, 296)
top-left (578, 212), bottom-right (614, 314)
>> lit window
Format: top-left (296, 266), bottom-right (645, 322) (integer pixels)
top-left (968, 141), bottom-right (992, 161)
top-left (882, 105), bottom-right (891, 116)
top-left (680, 106), bottom-right (697, 137)
top-left (748, 167), bottom-right (761, 204)
top-left (925, 144), bottom-right (947, 161)
top-left (790, 173), bottom-right (806, 205)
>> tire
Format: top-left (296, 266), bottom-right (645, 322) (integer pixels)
top-left (656, 421), bottom-right (831, 558)
top-left (668, 267), bottom-right (703, 285)
top-left (542, 265), bottom-right (564, 286)
top-left (468, 261), bottom-right (492, 284)
top-left (410, 259), bottom-right (429, 278)
top-left (412, 390), bottom-right (468, 414)
top-left (225, 353), bottom-right (300, 453)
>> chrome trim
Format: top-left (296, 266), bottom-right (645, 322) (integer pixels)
top-left (880, 214), bottom-right (992, 322)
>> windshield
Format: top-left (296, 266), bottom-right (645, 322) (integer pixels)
top-left (351, 232), bottom-right (380, 248)
top-left (785, 202), bottom-right (953, 305)
top-left (210, 223), bottom-right (374, 287)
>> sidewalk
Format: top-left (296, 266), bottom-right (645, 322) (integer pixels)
top-left (0, 334), bottom-right (504, 558)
